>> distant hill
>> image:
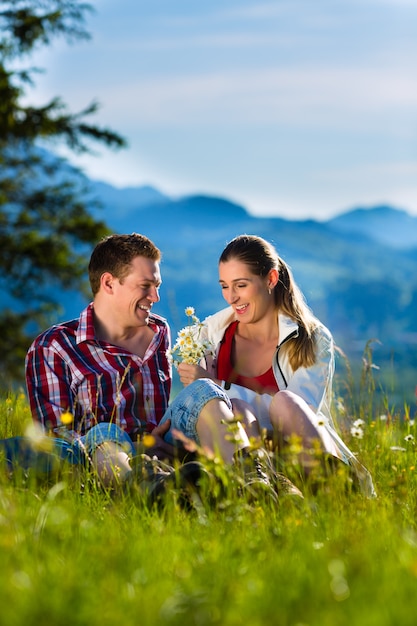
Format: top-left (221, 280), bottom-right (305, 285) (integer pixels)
top-left (90, 181), bottom-right (169, 215)
top-left (327, 205), bottom-right (417, 249)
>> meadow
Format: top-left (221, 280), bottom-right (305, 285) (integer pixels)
top-left (0, 358), bottom-right (416, 626)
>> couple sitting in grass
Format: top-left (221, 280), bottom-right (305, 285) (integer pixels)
top-left (0, 232), bottom-right (376, 501)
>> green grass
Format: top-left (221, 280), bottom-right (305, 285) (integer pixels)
top-left (0, 382), bottom-right (416, 626)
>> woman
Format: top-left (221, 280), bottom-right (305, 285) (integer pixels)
top-left (172, 234), bottom-right (375, 497)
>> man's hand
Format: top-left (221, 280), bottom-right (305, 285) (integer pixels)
top-left (136, 419), bottom-right (196, 464)
top-left (140, 419), bottom-right (176, 462)
top-left (152, 418), bottom-right (171, 439)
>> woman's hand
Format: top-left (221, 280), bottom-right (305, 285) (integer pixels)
top-left (177, 362), bottom-right (214, 386)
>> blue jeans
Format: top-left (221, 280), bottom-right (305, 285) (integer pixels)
top-left (159, 378), bottom-right (232, 445)
top-left (0, 423), bottom-right (135, 475)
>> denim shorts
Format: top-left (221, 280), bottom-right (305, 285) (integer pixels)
top-left (159, 378), bottom-right (233, 445)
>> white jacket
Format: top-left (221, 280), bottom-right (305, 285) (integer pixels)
top-left (200, 307), bottom-right (376, 497)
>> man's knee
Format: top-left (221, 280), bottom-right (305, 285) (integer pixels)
top-left (91, 441), bottom-right (131, 487)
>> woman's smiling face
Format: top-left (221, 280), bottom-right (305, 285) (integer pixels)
top-left (219, 258), bottom-right (274, 323)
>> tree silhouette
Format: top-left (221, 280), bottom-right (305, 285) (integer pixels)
top-left (0, 0), bottom-right (126, 383)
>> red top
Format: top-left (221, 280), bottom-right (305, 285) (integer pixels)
top-left (216, 321), bottom-right (279, 395)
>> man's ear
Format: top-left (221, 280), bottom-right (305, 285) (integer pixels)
top-left (100, 272), bottom-right (114, 294)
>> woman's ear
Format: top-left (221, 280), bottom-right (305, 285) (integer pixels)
top-left (268, 268), bottom-right (279, 290)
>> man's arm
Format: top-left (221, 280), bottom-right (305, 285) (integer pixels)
top-left (25, 344), bottom-right (74, 431)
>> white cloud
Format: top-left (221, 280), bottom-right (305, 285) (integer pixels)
top-left (316, 162), bottom-right (417, 184)
top-left (92, 65), bottom-right (416, 132)
top-left (364, 0), bottom-right (417, 5)
top-left (110, 32), bottom-right (286, 52)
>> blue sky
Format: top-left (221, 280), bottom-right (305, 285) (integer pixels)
top-left (28, 0), bottom-right (417, 219)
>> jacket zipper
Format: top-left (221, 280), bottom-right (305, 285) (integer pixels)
top-left (275, 329), bottom-right (298, 388)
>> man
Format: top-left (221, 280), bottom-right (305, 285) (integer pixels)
top-left (18, 233), bottom-right (170, 486)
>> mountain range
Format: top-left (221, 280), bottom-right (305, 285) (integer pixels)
top-left (6, 158), bottom-right (416, 404)
top-left (91, 181), bottom-right (417, 250)
top-left (62, 179), bottom-right (415, 406)
top-left (85, 182), bottom-right (417, 331)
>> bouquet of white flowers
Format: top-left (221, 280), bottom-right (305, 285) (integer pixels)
top-left (169, 307), bottom-right (214, 367)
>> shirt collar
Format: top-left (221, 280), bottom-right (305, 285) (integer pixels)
top-left (76, 303), bottom-right (96, 344)
top-left (75, 302), bottom-right (164, 345)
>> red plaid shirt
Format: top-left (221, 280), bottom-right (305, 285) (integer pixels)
top-left (25, 303), bottom-right (171, 436)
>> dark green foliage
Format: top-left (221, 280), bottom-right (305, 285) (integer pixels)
top-left (0, 0), bottom-right (126, 384)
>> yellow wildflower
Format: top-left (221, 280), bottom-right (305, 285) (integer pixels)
top-left (143, 434), bottom-right (156, 448)
top-left (60, 411), bottom-right (74, 425)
